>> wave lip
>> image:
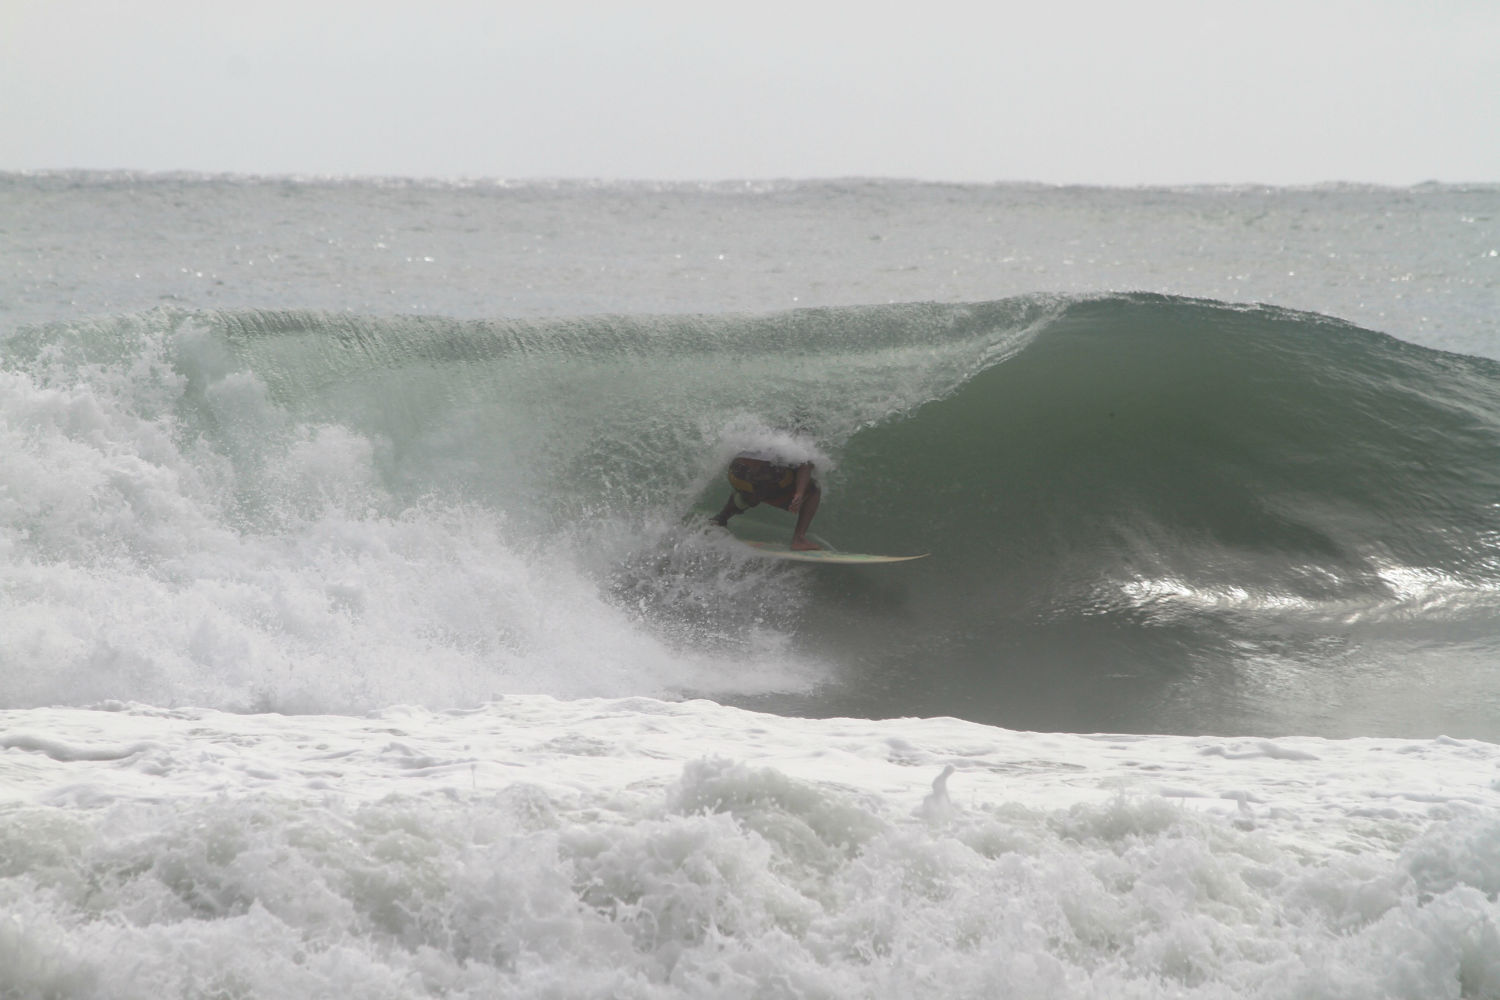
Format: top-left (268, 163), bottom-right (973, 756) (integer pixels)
top-left (886, 294), bottom-right (1500, 612)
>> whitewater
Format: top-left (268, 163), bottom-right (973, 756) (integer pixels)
top-left (2, 173), bottom-right (1499, 998)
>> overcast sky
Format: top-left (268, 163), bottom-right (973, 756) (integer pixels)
top-left (3, 0), bottom-right (1496, 185)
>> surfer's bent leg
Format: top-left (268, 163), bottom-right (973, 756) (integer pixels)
top-left (711, 490), bottom-right (757, 527)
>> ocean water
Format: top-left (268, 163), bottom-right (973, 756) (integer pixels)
top-left (2, 172), bottom-right (1499, 998)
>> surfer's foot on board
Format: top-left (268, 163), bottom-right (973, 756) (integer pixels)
top-left (790, 537), bottom-right (821, 551)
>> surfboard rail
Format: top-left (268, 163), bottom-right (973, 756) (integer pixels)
top-left (740, 541), bottom-right (927, 564)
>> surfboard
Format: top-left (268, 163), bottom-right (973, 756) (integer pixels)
top-left (740, 541), bottom-right (928, 564)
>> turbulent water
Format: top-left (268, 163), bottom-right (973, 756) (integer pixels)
top-left (2, 173), bottom-right (1499, 998)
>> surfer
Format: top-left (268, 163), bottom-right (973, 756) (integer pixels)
top-left (711, 452), bottom-right (822, 550)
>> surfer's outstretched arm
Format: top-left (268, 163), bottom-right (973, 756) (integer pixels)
top-left (788, 464), bottom-right (821, 550)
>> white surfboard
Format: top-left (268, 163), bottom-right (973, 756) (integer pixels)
top-left (740, 541), bottom-right (927, 564)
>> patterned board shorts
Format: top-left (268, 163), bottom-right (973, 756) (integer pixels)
top-left (728, 457), bottom-right (814, 512)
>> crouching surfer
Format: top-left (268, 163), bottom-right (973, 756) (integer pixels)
top-left (711, 453), bottom-right (822, 550)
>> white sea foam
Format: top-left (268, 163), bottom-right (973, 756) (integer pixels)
top-left (1, 698), bottom-right (1497, 998)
